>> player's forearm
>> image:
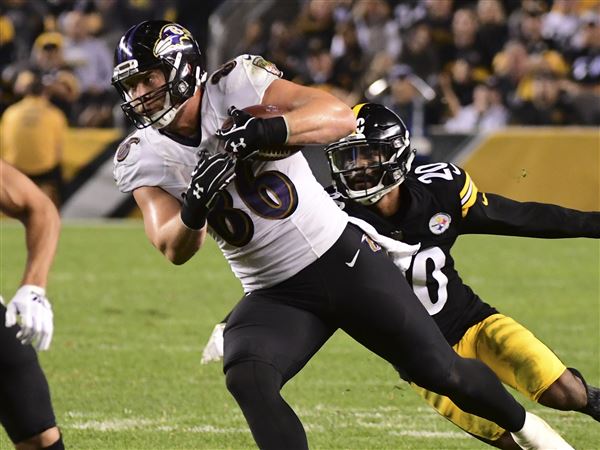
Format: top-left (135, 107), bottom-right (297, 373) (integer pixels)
top-left (462, 193), bottom-right (600, 238)
top-left (507, 204), bottom-right (600, 238)
top-left (260, 78), bottom-right (355, 145)
top-left (154, 216), bottom-right (206, 265)
top-left (135, 187), bottom-right (207, 265)
top-left (284, 99), bottom-right (355, 145)
top-left (21, 201), bottom-right (61, 288)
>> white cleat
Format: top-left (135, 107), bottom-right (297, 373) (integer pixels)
top-left (511, 412), bottom-right (574, 450)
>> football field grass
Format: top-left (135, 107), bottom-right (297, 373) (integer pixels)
top-left (0, 221), bottom-right (598, 449)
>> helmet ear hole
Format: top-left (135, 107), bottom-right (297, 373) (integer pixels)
top-left (176, 80), bottom-right (190, 96)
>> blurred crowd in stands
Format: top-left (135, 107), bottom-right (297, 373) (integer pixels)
top-left (0, 0), bottom-right (219, 127)
top-left (251, 0), bottom-right (600, 132)
top-left (0, 0), bottom-right (598, 134)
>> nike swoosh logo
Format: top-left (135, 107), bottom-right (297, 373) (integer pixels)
top-left (345, 249), bottom-right (361, 268)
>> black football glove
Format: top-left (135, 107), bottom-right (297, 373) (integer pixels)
top-left (215, 106), bottom-right (288, 161)
top-left (180, 151), bottom-right (236, 230)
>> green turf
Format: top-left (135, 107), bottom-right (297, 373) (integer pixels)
top-left (0, 221), bottom-right (598, 449)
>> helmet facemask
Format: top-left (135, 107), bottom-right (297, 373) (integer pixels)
top-left (327, 134), bottom-right (415, 205)
top-left (113, 52), bottom-right (205, 129)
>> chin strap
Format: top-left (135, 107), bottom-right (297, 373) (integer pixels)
top-left (151, 56), bottom-right (206, 130)
top-left (354, 178), bottom-right (404, 205)
top-left (197, 66), bottom-right (207, 84)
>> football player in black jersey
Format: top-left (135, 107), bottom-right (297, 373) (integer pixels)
top-left (324, 103), bottom-right (600, 449)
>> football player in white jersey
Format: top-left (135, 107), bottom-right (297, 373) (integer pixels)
top-left (111, 21), bottom-right (571, 449)
top-left (0, 160), bottom-right (63, 449)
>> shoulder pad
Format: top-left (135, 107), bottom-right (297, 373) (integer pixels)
top-left (208, 54), bottom-right (282, 93)
top-left (242, 54), bottom-right (283, 78)
top-left (412, 162), bottom-right (464, 187)
top-left (113, 129), bottom-right (163, 193)
top-left (411, 162), bottom-right (479, 216)
top-left (205, 54), bottom-right (282, 116)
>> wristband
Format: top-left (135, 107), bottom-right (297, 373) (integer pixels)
top-left (180, 203), bottom-right (208, 230)
top-left (261, 116), bottom-right (289, 146)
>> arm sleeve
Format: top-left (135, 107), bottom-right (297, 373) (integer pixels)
top-left (461, 192), bottom-right (600, 238)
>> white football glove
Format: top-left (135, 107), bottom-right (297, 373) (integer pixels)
top-left (201, 323), bottom-right (225, 364)
top-left (5, 285), bottom-right (54, 351)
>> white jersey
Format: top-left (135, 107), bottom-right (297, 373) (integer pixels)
top-left (114, 54), bottom-right (348, 292)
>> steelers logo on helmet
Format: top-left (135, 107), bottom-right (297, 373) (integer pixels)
top-left (325, 103), bottom-right (416, 205)
top-left (111, 20), bottom-right (207, 129)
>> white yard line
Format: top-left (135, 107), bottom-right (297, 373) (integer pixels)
top-left (62, 407), bottom-right (573, 439)
top-left (66, 418), bottom-right (249, 434)
top-left (69, 418), bottom-right (158, 431)
top-left (390, 430), bottom-right (469, 438)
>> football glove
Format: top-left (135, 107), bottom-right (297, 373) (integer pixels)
top-left (215, 106), bottom-right (288, 161)
top-left (201, 322), bottom-right (225, 364)
top-left (4, 285), bottom-right (54, 351)
top-left (181, 151), bottom-right (236, 230)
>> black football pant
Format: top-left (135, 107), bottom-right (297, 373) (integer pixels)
top-left (224, 224), bottom-right (525, 449)
top-left (0, 304), bottom-right (58, 444)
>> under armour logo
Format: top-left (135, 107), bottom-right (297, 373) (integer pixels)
top-left (230, 138), bottom-right (246, 153)
top-left (193, 183), bottom-right (204, 199)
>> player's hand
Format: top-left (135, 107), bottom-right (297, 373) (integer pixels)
top-left (216, 106), bottom-right (288, 161)
top-left (4, 285), bottom-right (54, 351)
top-left (200, 323), bottom-right (225, 364)
top-left (180, 151), bottom-right (236, 230)
top-left (216, 107), bottom-right (261, 160)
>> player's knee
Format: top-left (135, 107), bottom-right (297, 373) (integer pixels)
top-left (225, 361), bottom-right (254, 400)
top-left (538, 369), bottom-right (587, 410)
top-left (225, 360), bottom-right (282, 403)
top-left (405, 355), bottom-right (462, 395)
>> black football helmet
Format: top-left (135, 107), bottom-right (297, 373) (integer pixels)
top-left (112, 20), bottom-right (207, 129)
top-left (326, 103), bottom-right (415, 205)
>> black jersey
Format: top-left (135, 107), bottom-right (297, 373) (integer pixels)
top-left (334, 162), bottom-right (600, 346)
